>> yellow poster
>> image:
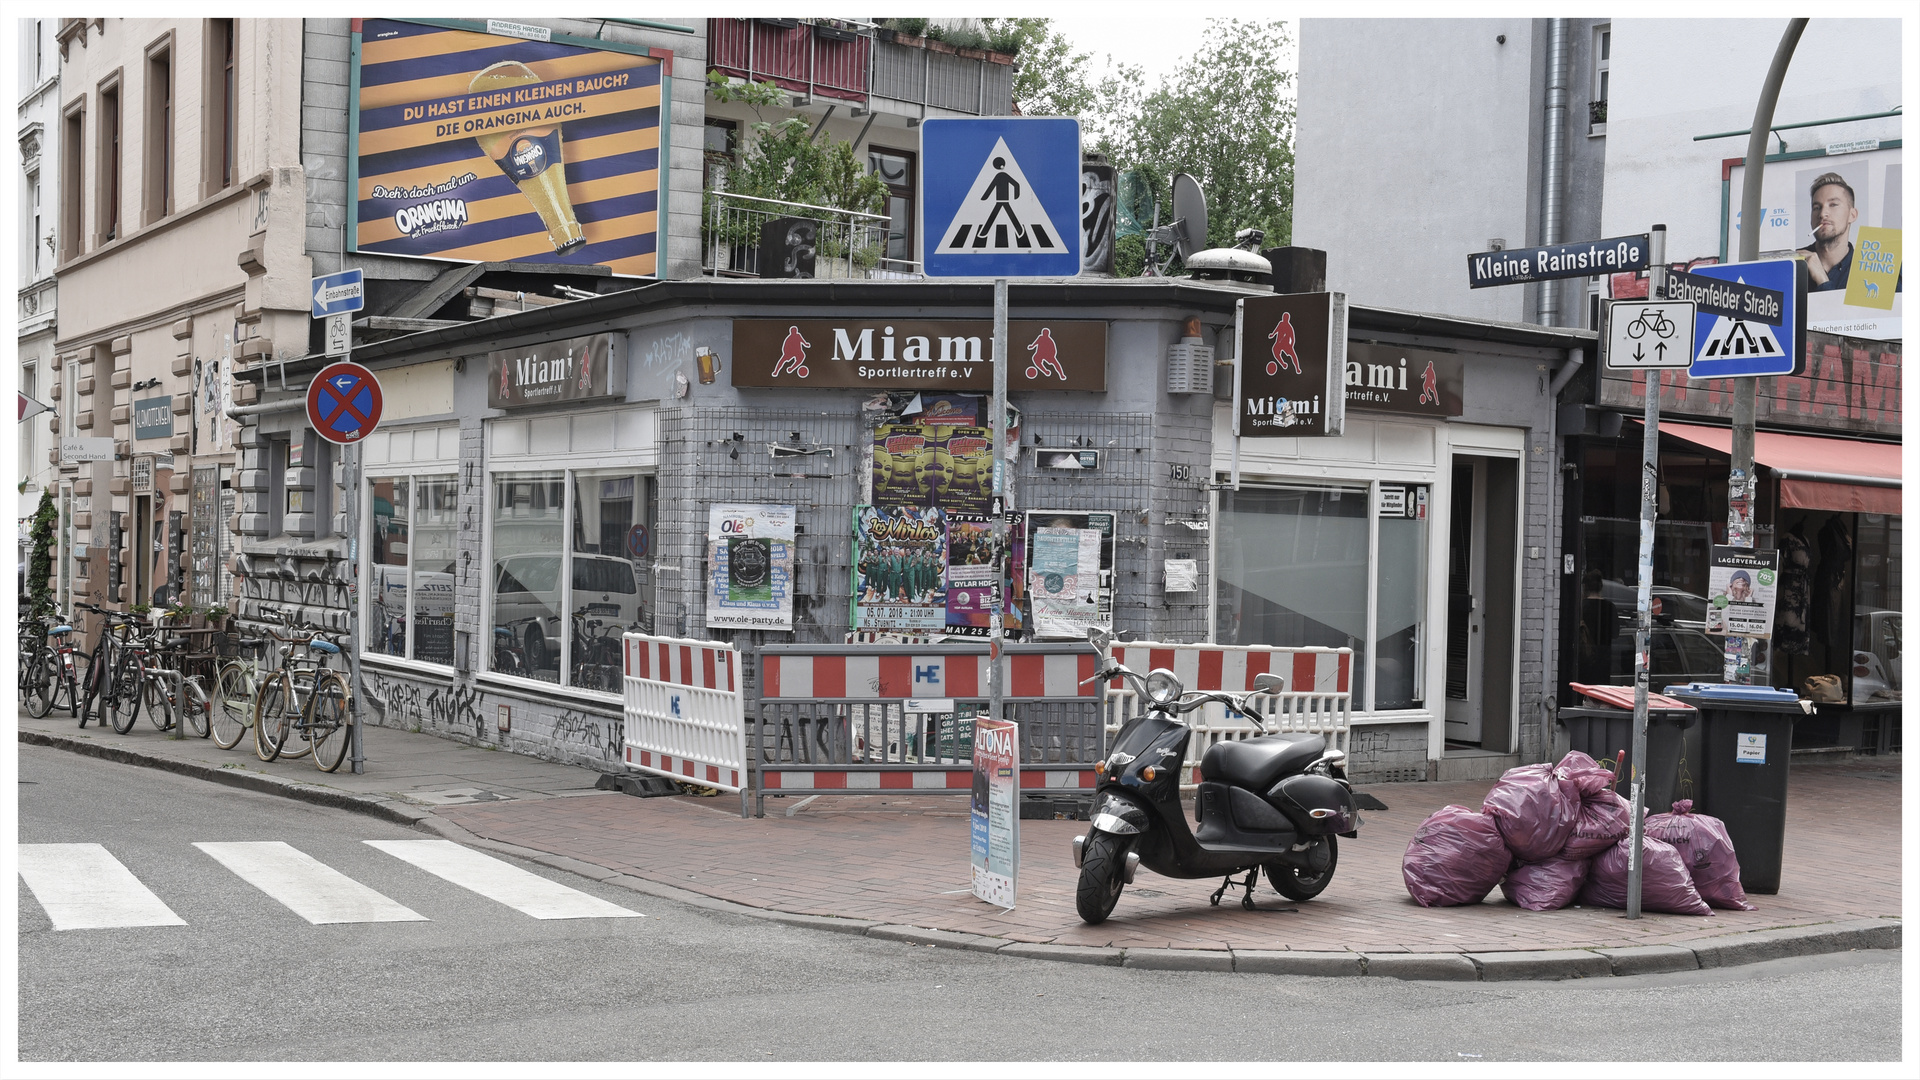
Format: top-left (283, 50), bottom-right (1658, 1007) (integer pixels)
top-left (1844, 226), bottom-right (1902, 311)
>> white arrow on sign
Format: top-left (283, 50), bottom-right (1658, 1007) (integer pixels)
top-left (1604, 299), bottom-right (1696, 370)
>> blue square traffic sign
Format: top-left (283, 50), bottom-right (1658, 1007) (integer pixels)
top-left (920, 118), bottom-right (1081, 278)
top-left (1674, 258), bottom-right (1807, 379)
top-left (311, 269), bottom-right (366, 319)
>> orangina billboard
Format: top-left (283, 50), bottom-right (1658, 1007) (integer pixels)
top-left (351, 19), bottom-right (666, 276)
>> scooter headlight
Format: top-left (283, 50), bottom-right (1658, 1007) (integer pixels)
top-left (1146, 668), bottom-right (1183, 707)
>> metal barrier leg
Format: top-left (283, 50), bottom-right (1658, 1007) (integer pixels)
top-left (168, 670), bottom-right (185, 741)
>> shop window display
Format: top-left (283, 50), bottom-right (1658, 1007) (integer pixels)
top-left (366, 474), bottom-right (457, 665)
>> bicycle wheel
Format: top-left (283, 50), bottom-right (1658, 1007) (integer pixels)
top-left (24, 649), bottom-right (54, 718)
top-left (180, 676), bottom-right (212, 739)
top-left (52, 651), bottom-right (80, 716)
top-left (77, 647), bottom-right (106, 729)
top-left (211, 662), bottom-right (256, 749)
top-left (254, 672), bottom-right (294, 762)
top-left (278, 673), bottom-right (315, 760)
top-left (110, 657), bottom-right (146, 734)
top-left (307, 671), bottom-right (353, 773)
top-left (144, 666), bottom-right (176, 731)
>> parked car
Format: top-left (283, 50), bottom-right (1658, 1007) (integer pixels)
top-left (493, 553), bottom-right (644, 673)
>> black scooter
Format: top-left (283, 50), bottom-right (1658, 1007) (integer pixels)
top-left (1071, 626), bottom-right (1360, 924)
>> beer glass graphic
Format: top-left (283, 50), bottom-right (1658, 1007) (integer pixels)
top-left (470, 61), bottom-right (586, 254)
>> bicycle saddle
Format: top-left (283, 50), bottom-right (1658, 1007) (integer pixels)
top-left (308, 639), bottom-right (341, 655)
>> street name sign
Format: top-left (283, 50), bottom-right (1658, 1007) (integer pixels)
top-left (307, 360), bottom-right (384, 445)
top-left (311, 269), bottom-right (365, 319)
top-left (1605, 300), bottom-right (1697, 369)
top-left (920, 117), bottom-right (1081, 278)
top-left (1467, 234), bottom-right (1650, 288)
top-left (1679, 258), bottom-right (1806, 379)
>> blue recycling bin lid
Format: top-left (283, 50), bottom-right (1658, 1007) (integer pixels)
top-left (1662, 682), bottom-right (1801, 704)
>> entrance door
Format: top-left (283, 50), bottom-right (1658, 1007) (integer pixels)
top-left (1445, 455), bottom-right (1520, 749)
top-left (132, 495), bottom-right (153, 607)
top-left (1444, 460), bottom-right (1486, 743)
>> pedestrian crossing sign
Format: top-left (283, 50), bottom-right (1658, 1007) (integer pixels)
top-left (921, 117), bottom-right (1081, 278)
top-left (1684, 257), bottom-right (1806, 379)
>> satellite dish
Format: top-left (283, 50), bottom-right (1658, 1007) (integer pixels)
top-left (1170, 173), bottom-right (1208, 260)
top-left (1115, 170), bottom-right (1154, 240)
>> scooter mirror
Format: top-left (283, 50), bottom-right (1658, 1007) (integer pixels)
top-left (1252, 672), bottom-right (1285, 694)
top-left (1087, 625), bottom-right (1111, 651)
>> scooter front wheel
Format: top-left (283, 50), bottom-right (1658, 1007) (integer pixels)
top-left (1266, 835), bottom-right (1338, 901)
top-left (1076, 832), bottom-right (1130, 924)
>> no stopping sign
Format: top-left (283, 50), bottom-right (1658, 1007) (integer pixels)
top-left (307, 361), bottom-right (384, 445)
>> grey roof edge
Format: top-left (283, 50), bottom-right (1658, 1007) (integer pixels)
top-left (338, 277), bottom-right (1601, 368)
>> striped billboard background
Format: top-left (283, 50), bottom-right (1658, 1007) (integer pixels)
top-left (353, 19), bottom-right (662, 277)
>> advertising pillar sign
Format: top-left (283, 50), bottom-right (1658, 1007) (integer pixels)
top-left (704, 504), bottom-right (796, 632)
top-left (1234, 292), bottom-right (1348, 438)
top-left (970, 716), bottom-right (1020, 908)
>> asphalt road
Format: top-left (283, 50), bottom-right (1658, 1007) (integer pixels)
top-left (18, 744), bottom-right (1904, 1063)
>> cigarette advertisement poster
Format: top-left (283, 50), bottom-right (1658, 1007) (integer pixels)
top-left (970, 717), bottom-right (1019, 909)
top-left (1025, 511), bottom-right (1116, 639)
top-left (352, 19), bottom-right (663, 276)
top-left (853, 506), bottom-right (949, 631)
top-left (706, 504), bottom-right (796, 631)
top-left (1705, 546), bottom-right (1780, 639)
top-left (1724, 147), bottom-right (1902, 341)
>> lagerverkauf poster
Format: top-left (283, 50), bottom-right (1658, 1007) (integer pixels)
top-left (351, 19), bottom-right (664, 276)
top-left (970, 716), bottom-right (1019, 908)
top-left (706, 505), bottom-right (795, 631)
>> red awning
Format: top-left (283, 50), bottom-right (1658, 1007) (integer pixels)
top-left (1656, 421), bottom-right (1903, 516)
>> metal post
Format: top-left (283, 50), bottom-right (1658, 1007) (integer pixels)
top-left (168, 668), bottom-right (185, 741)
top-left (1728, 18), bottom-right (1807, 684)
top-left (1627, 224), bottom-right (1667, 920)
top-left (345, 412), bottom-right (365, 775)
top-left (989, 279), bottom-right (1008, 729)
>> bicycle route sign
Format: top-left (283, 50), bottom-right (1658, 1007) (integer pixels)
top-left (920, 117), bottom-right (1082, 278)
top-left (306, 360), bottom-right (384, 446)
top-left (1604, 299), bottom-right (1697, 370)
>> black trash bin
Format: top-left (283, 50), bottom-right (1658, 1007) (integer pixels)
top-left (1667, 691), bottom-right (1803, 894)
top-left (1557, 704), bottom-right (1703, 813)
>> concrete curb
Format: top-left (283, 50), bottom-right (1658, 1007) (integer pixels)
top-left (25, 731), bottom-right (1902, 981)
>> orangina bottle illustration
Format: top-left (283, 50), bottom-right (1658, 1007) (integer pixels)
top-left (470, 61), bottom-right (586, 254)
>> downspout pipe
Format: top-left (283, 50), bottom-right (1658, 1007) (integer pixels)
top-left (1537, 19), bottom-right (1571, 326)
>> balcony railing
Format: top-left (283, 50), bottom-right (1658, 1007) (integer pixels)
top-left (703, 191), bottom-right (921, 280)
top-left (707, 18), bottom-right (872, 103)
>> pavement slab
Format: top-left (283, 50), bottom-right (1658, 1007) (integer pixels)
top-left (19, 708), bottom-right (1902, 979)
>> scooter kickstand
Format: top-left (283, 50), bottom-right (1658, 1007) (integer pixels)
top-left (1210, 877), bottom-right (1233, 907)
top-left (1239, 868), bottom-right (1260, 911)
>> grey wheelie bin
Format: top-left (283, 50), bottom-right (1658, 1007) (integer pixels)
top-left (1664, 685), bottom-right (1807, 895)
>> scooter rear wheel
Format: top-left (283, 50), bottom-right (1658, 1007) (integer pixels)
top-left (1266, 835), bottom-right (1338, 901)
top-left (1075, 832), bottom-right (1130, 924)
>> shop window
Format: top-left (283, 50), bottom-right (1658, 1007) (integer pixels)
top-left (365, 474), bottom-right (457, 665)
top-left (489, 469), bottom-right (657, 690)
top-left (1218, 481), bottom-right (1432, 712)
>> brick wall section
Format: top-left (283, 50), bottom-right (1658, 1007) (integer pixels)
top-left (1346, 721), bottom-right (1431, 784)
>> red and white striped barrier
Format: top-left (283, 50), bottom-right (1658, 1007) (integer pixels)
top-left (760, 644), bottom-right (1349, 700)
top-left (759, 767), bottom-right (1098, 792)
top-left (622, 632), bottom-right (748, 795)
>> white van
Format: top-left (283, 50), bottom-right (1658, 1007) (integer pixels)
top-left (493, 553), bottom-right (643, 671)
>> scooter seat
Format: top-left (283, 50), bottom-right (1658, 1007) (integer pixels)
top-left (1200, 733), bottom-right (1325, 790)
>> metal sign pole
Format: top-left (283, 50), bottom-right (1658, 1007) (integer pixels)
top-left (1626, 224), bottom-right (1668, 920)
top-left (344, 355), bottom-right (366, 776)
top-left (989, 278), bottom-right (1008, 730)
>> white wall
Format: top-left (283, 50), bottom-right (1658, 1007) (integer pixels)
top-left (1600, 18), bottom-right (1903, 263)
top-left (1295, 18), bottom-right (1539, 323)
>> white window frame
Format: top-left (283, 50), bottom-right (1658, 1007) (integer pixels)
top-left (1590, 23), bottom-right (1611, 136)
top-left (358, 424), bottom-right (460, 674)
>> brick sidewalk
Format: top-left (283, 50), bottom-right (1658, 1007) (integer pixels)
top-left (440, 757), bottom-right (1903, 954)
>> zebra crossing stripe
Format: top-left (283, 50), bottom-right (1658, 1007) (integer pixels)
top-left (195, 841), bottom-right (428, 924)
top-left (18, 844), bottom-right (187, 931)
top-left (365, 840), bottom-right (642, 920)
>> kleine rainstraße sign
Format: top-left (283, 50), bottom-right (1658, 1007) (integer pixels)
top-left (488, 332), bottom-right (626, 408)
top-left (1236, 292), bottom-right (1348, 437)
top-left (730, 319), bottom-right (1107, 391)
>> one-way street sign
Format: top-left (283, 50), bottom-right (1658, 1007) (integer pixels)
top-left (1605, 300), bottom-right (1697, 369)
top-left (311, 269), bottom-right (365, 320)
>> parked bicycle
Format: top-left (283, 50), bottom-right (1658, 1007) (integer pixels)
top-left (211, 626), bottom-right (272, 750)
top-left (138, 629), bottom-right (212, 739)
top-left (22, 611), bottom-right (83, 719)
top-left (253, 612), bottom-right (354, 772)
top-left (569, 609), bottom-right (627, 692)
top-left (75, 603), bottom-right (140, 731)
top-left (492, 625), bottom-right (527, 676)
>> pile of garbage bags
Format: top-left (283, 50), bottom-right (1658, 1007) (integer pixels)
top-left (1402, 752), bottom-right (1753, 915)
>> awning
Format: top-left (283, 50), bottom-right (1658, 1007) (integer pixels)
top-left (1657, 421), bottom-right (1903, 516)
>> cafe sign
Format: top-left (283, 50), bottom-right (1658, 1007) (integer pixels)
top-left (730, 319), bottom-right (1107, 391)
top-left (486, 333), bottom-right (626, 408)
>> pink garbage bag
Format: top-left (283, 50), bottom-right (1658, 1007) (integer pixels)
top-left (1580, 835), bottom-right (1713, 916)
top-left (1501, 856), bottom-right (1590, 911)
top-left (1646, 800), bottom-right (1755, 911)
top-left (1555, 749), bottom-right (1616, 798)
top-left (1402, 805), bottom-right (1511, 907)
top-left (1482, 763), bottom-right (1580, 862)
top-left (1560, 789), bottom-right (1632, 861)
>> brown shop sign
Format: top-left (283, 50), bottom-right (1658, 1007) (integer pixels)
top-left (731, 319), bottom-right (1107, 391)
top-left (487, 333), bottom-right (626, 408)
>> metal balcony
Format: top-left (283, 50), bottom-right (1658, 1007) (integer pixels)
top-left (707, 18), bottom-right (873, 103)
top-left (703, 192), bottom-right (921, 280)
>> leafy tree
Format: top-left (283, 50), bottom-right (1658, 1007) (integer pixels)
top-left (984, 19), bottom-right (1142, 156)
top-left (27, 488), bottom-right (56, 620)
top-left (1106, 19), bottom-right (1296, 258)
